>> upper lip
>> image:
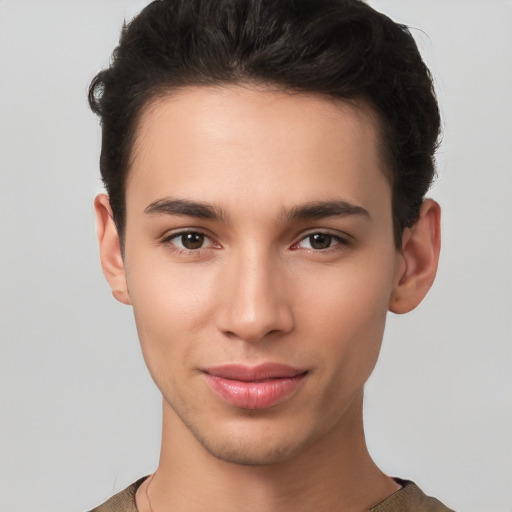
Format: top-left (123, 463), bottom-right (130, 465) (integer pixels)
top-left (203, 363), bottom-right (307, 381)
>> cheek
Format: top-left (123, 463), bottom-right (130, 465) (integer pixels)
top-left (125, 258), bottom-right (218, 377)
top-left (294, 270), bottom-right (390, 429)
top-left (298, 253), bottom-right (395, 380)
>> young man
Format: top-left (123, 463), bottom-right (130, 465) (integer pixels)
top-left (88, 0), bottom-right (452, 510)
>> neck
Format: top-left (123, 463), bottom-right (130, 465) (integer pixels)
top-left (137, 393), bottom-right (399, 512)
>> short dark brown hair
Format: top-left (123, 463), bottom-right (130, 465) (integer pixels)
top-left (89, 0), bottom-right (440, 247)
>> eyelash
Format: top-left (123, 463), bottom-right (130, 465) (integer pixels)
top-left (161, 229), bottom-right (351, 255)
top-left (291, 232), bottom-right (352, 252)
top-left (161, 230), bottom-right (220, 256)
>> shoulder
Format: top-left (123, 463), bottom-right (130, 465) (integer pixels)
top-left (369, 479), bottom-right (457, 512)
top-left (87, 477), bottom-right (147, 512)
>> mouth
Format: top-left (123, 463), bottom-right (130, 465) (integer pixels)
top-left (202, 363), bottom-right (308, 410)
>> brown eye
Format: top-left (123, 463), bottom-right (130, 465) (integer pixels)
top-left (163, 230), bottom-right (218, 253)
top-left (180, 232), bottom-right (205, 249)
top-left (294, 232), bottom-right (349, 251)
top-left (309, 233), bottom-right (332, 250)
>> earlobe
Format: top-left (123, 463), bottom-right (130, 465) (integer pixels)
top-left (389, 199), bottom-right (441, 314)
top-left (94, 194), bottom-right (131, 305)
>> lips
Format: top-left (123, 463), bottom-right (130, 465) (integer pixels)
top-left (203, 363), bottom-right (307, 410)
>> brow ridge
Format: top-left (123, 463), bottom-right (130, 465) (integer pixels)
top-left (283, 200), bottom-right (371, 221)
top-left (144, 198), bottom-right (226, 221)
top-left (144, 198), bottom-right (370, 223)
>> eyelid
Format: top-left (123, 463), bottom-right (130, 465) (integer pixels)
top-left (291, 230), bottom-right (353, 250)
top-left (161, 228), bottom-right (221, 252)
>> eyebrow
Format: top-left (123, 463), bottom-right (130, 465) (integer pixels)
top-left (282, 200), bottom-right (371, 222)
top-left (144, 198), bottom-right (226, 221)
top-left (144, 197), bottom-right (370, 223)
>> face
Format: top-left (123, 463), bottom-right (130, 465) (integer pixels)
top-left (119, 85), bottom-right (402, 465)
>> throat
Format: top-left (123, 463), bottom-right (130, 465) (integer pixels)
top-left (141, 395), bottom-right (397, 512)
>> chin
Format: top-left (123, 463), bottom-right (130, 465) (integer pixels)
top-left (187, 417), bottom-right (313, 466)
top-left (201, 435), bottom-right (307, 466)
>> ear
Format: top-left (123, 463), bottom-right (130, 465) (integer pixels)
top-left (389, 199), bottom-right (441, 314)
top-left (94, 194), bottom-right (131, 305)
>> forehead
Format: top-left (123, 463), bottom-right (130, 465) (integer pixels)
top-left (126, 85), bottom-right (390, 222)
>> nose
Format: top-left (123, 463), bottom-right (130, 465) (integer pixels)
top-left (215, 248), bottom-right (295, 343)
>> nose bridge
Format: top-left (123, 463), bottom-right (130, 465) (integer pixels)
top-left (216, 243), bottom-right (293, 342)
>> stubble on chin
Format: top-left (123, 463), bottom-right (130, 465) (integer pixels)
top-left (174, 404), bottom-right (314, 467)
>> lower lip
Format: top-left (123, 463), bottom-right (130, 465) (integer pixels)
top-left (204, 373), bottom-right (307, 409)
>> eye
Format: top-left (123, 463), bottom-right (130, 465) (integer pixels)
top-left (164, 231), bottom-right (216, 251)
top-left (294, 232), bottom-right (349, 251)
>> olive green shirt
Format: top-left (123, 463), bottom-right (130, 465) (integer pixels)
top-left (89, 477), bottom-right (456, 511)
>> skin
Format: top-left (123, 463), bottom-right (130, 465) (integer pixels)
top-left (96, 85), bottom-right (441, 512)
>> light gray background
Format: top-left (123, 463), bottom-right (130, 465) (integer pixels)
top-left (0, 1), bottom-right (510, 511)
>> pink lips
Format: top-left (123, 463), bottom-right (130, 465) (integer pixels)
top-left (203, 363), bottom-right (307, 410)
